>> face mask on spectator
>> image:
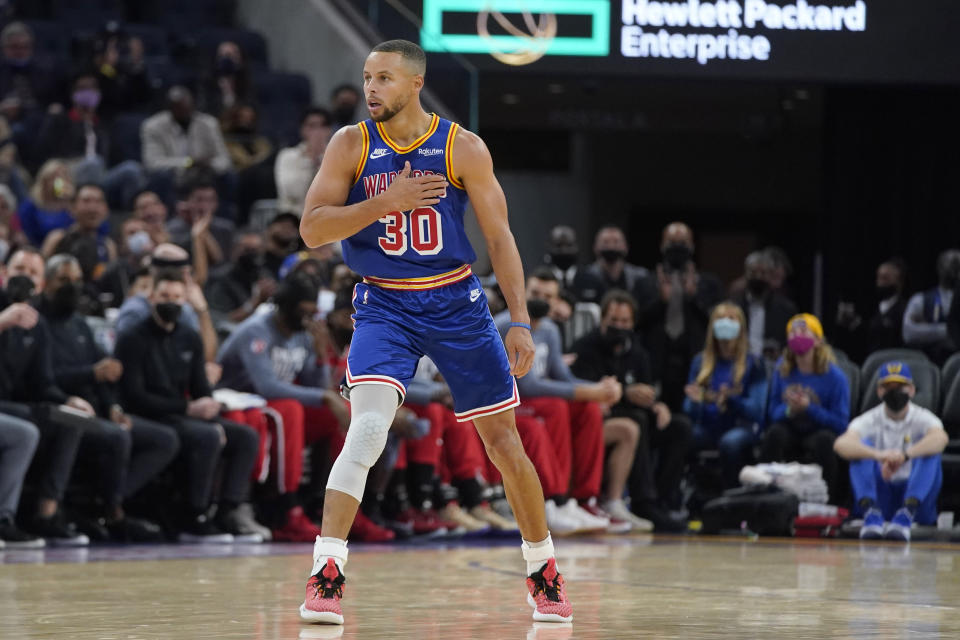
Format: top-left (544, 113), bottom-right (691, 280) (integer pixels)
top-left (713, 317), bottom-right (741, 341)
top-left (787, 334), bottom-right (816, 355)
top-left (235, 251), bottom-right (262, 280)
top-left (279, 300), bottom-right (308, 331)
top-left (154, 302), bottom-right (181, 324)
top-left (602, 326), bottom-right (631, 348)
top-left (72, 89), bottom-right (101, 110)
top-left (333, 105), bottom-right (355, 124)
top-left (271, 234), bottom-right (300, 255)
top-left (5, 274), bottom-right (35, 303)
top-left (126, 230), bottom-right (152, 256)
top-left (599, 249), bottom-right (625, 264)
top-left (216, 56), bottom-right (238, 75)
top-left (663, 244), bottom-right (692, 271)
top-left (747, 278), bottom-right (770, 297)
top-left (882, 388), bottom-right (910, 412)
top-left (50, 282), bottom-right (81, 316)
top-left (876, 284), bottom-right (898, 300)
top-left (550, 252), bottom-right (577, 271)
top-left (527, 298), bottom-right (550, 320)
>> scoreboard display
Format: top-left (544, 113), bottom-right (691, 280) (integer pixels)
top-left (420, 0), bottom-right (960, 85)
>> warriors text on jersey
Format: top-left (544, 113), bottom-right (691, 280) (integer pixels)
top-left (342, 114), bottom-right (476, 281)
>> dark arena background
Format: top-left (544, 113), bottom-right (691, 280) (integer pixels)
top-left (1, 1), bottom-right (960, 638)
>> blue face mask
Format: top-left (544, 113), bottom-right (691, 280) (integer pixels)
top-left (713, 317), bottom-right (741, 341)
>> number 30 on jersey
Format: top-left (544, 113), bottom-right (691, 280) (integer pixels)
top-left (378, 207), bottom-right (443, 256)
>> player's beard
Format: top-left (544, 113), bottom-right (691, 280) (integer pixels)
top-left (370, 95), bottom-right (408, 122)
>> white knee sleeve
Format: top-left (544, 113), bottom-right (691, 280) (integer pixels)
top-left (325, 384), bottom-right (399, 502)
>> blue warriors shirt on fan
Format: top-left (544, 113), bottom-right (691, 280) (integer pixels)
top-left (342, 114), bottom-right (476, 281)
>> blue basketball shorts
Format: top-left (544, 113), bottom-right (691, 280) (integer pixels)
top-left (346, 267), bottom-right (519, 422)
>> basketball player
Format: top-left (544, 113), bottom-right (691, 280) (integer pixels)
top-left (298, 40), bottom-right (572, 625)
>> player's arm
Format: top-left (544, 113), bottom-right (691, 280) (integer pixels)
top-left (453, 128), bottom-right (534, 377)
top-left (300, 125), bottom-right (448, 248)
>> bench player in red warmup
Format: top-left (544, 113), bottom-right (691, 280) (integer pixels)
top-left (297, 39), bottom-right (572, 625)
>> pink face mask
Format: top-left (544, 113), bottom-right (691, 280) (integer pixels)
top-left (788, 334), bottom-right (816, 355)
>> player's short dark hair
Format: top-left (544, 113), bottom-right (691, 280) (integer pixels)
top-left (529, 266), bottom-right (558, 283)
top-left (176, 166), bottom-right (217, 202)
top-left (600, 289), bottom-right (638, 322)
top-left (371, 39), bottom-right (426, 75)
top-left (153, 267), bottom-right (184, 288)
top-left (301, 106), bottom-right (331, 126)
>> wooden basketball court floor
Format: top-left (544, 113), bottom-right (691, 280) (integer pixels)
top-left (2, 534), bottom-right (959, 639)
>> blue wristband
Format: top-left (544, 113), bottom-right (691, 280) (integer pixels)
top-left (509, 322), bottom-right (532, 331)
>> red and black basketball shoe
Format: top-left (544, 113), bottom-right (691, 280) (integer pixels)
top-left (525, 558), bottom-right (573, 622)
top-left (300, 558), bottom-right (346, 624)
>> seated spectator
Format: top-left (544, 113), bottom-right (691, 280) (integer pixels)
top-left (35, 71), bottom-right (147, 209)
top-left (542, 225), bottom-right (581, 292)
top-left (329, 84), bottom-right (361, 130)
top-left (640, 222), bottom-right (724, 412)
top-left (95, 217), bottom-right (155, 308)
top-left (732, 250), bottom-right (797, 364)
top-left (834, 362), bottom-right (947, 542)
top-left (200, 41), bottom-right (253, 117)
top-left (217, 273), bottom-right (350, 541)
top-left (222, 104), bottom-right (272, 171)
top-left (0, 408), bottom-right (42, 547)
top-left (760, 313), bottom-right (850, 501)
top-left (141, 85), bottom-right (233, 178)
top-left (275, 107), bottom-right (331, 216)
top-left (495, 271), bottom-right (620, 534)
top-left (572, 224), bottom-right (651, 305)
top-left (206, 229), bottom-right (276, 324)
top-left (684, 303), bottom-right (768, 487)
top-left (115, 243), bottom-right (221, 384)
top-left (38, 254), bottom-right (177, 541)
top-left (0, 262), bottom-right (89, 545)
top-left (0, 22), bottom-right (65, 149)
top-left (835, 258), bottom-right (908, 364)
top-left (903, 249), bottom-right (960, 365)
top-left (115, 268), bottom-right (267, 542)
top-left (41, 183), bottom-right (116, 279)
top-left (572, 289), bottom-right (691, 531)
top-left (18, 159), bottom-right (100, 249)
top-left (765, 246), bottom-right (795, 301)
top-left (131, 189), bottom-right (170, 246)
top-left (166, 167), bottom-right (235, 268)
top-left (221, 103), bottom-right (274, 226)
top-left (263, 212), bottom-right (303, 276)
top-left (90, 23), bottom-right (151, 119)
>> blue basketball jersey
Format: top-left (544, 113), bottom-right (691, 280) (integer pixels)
top-left (342, 114), bottom-right (476, 279)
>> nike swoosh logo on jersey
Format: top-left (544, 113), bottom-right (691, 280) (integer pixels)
top-left (370, 148), bottom-right (391, 159)
top-left (469, 288), bottom-right (481, 302)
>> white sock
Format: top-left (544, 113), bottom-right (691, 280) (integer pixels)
top-left (312, 536), bottom-right (349, 575)
top-left (521, 533), bottom-right (556, 575)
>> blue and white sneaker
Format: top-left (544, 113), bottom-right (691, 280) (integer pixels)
top-left (859, 508), bottom-right (885, 540)
top-left (884, 508), bottom-right (913, 542)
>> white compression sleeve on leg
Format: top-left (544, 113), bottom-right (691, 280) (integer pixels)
top-left (325, 384), bottom-right (399, 502)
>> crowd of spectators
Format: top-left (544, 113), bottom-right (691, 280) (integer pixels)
top-left (0, 6), bottom-right (953, 549)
